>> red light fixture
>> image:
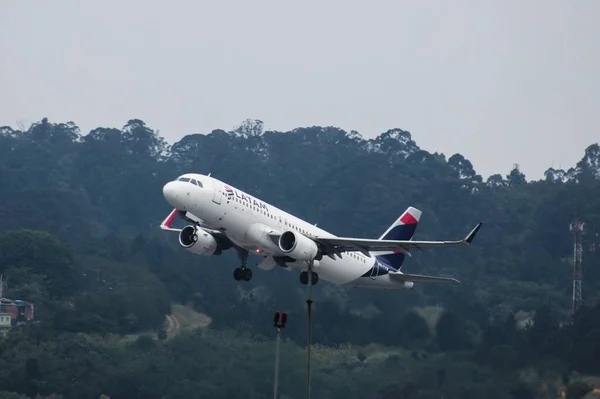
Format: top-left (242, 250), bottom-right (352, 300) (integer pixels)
top-left (273, 311), bottom-right (288, 328)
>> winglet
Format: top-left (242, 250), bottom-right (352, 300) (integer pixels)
top-left (465, 222), bottom-right (482, 244)
top-left (160, 208), bottom-right (180, 231)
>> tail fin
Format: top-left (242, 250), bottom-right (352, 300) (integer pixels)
top-left (376, 206), bottom-right (422, 270)
top-left (378, 206), bottom-right (422, 241)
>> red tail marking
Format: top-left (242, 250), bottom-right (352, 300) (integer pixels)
top-left (399, 212), bottom-right (418, 225)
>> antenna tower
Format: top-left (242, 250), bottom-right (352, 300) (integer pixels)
top-left (570, 221), bottom-right (584, 315)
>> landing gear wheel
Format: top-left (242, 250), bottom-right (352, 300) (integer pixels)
top-left (233, 268), bottom-right (243, 281)
top-left (300, 271), bottom-right (307, 285)
top-left (233, 267), bottom-right (252, 282)
top-left (233, 248), bottom-right (252, 282)
top-left (242, 268), bottom-right (252, 281)
top-left (300, 271), bottom-right (318, 285)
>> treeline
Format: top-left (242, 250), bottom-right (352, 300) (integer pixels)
top-left (0, 286), bottom-right (598, 398)
top-left (0, 118), bottom-right (599, 398)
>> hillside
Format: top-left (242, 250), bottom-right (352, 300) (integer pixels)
top-left (0, 118), bottom-right (599, 398)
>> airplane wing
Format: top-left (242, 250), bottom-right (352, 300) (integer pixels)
top-left (389, 271), bottom-right (460, 284)
top-left (313, 223), bottom-right (482, 257)
top-left (160, 208), bottom-right (224, 236)
top-left (160, 208), bottom-right (181, 232)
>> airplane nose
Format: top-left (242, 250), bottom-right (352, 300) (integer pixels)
top-left (163, 181), bottom-right (179, 205)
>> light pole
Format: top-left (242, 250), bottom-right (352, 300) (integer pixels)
top-left (273, 311), bottom-right (288, 399)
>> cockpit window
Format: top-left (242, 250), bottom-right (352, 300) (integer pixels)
top-left (177, 177), bottom-right (203, 187)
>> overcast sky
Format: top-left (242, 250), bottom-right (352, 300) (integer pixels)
top-left (1, 1), bottom-right (597, 179)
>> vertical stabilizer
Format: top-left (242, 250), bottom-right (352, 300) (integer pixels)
top-left (376, 207), bottom-right (422, 270)
top-left (378, 206), bottom-right (421, 241)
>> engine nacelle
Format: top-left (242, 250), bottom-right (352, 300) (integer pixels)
top-left (278, 230), bottom-right (318, 261)
top-left (403, 281), bottom-right (414, 290)
top-left (179, 225), bottom-right (219, 256)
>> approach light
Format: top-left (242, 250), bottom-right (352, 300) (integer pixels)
top-left (281, 312), bottom-right (288, 327)
top-left (273, 311), bottom-right (288, 328)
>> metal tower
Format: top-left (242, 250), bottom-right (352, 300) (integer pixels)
top-left (570, 221), bottom-right (584, 315)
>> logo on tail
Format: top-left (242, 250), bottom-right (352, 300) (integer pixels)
top-left (376, 206), bottom-right (422, 271)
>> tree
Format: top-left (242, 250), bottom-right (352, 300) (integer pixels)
top-left (0, 229), bottom-right (79, 297)
top-left (506, 167), bottom-right (526, 186)
top-left (566, 381), bottom-right (592, 399)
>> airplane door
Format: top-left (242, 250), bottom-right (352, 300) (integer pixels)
top-left (369, 262), bottom-right (378, 280)
top-left (212, 179), bottom-right (222, 204)
top-left (278, 217), bottom-right (282, 229)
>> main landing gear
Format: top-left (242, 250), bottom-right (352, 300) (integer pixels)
top-left (233, 248), bottom-right (252, 282)
top-left (300, 270), bottom-right (319, 285)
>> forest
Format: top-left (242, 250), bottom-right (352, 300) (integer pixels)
top-left (0, 118), bottom-right (599, 398)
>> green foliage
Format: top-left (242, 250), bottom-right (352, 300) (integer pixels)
top-left (435, 310), bottom-right (478, 351)
top-left (566, 380), bottom-right (592, 399)
top-left (1, 118), bottom-right (600, 398)
top-left (0, 229), bottom-right (78, 297)
top-left (0, 392), bottom-right (31, 399)
top-left (399, 310), bottom-right (430, 346)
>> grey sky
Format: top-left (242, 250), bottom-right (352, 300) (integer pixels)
top-left (1, 1), bottom-right (598, 180)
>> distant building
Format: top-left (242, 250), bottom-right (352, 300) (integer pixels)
top-left (0, 313), bottom-right (11, 337)
top-left (0, 298), bottom-right (35, 325)
top-left (0, 313), bottom-right (10, 326)
top-left (0, 275), bottom-right (35, 335)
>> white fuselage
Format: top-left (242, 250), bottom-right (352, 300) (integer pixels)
top-left (162, 173), bottom-right (409, 290)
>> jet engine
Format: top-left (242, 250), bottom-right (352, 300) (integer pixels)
top-left (403, 281), bottom-right (414, 290)
top-left (278, 230), bottom-right (318, 261)
top-left (179, 225), bottom-right (220, 255)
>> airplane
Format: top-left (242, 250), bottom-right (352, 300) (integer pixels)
top-left (160, 173), bottom-right (482, 290)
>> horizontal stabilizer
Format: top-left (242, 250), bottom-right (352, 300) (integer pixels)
top-left (389, 271), bottom-right (460, 284)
